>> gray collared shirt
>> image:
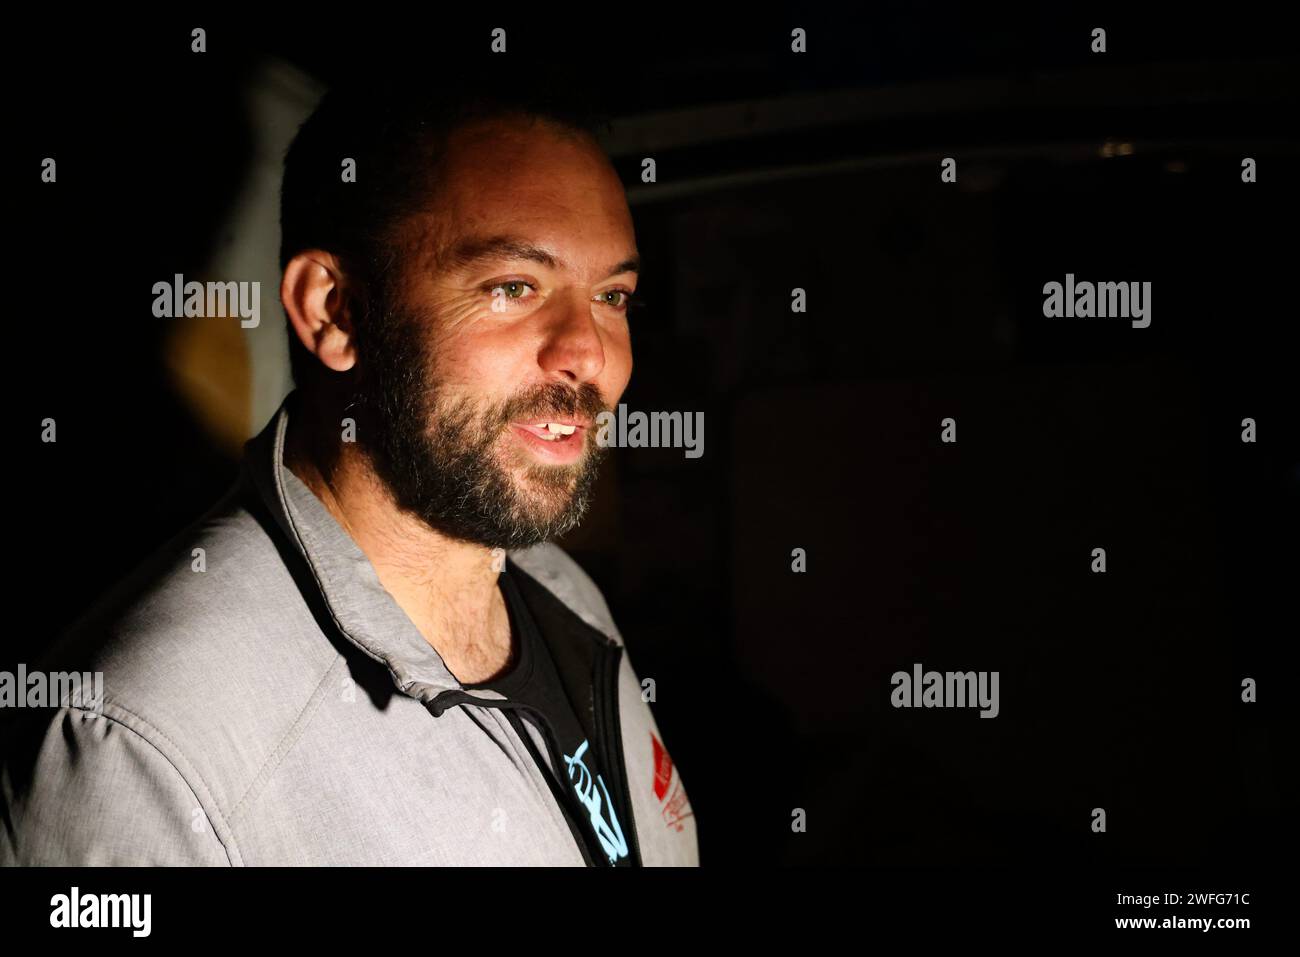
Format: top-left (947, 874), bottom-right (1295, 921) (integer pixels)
top-left (1, 396), bottom-right (699, 865)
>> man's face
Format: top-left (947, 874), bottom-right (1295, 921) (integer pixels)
top-left (350, 115), bottom-right (637, 549)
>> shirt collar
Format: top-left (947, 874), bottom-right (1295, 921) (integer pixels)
top-left (241, 392), bottom-right (507, 704)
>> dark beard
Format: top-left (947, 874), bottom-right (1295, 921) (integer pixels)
top-left (346, 279), bottom-right (610, 549)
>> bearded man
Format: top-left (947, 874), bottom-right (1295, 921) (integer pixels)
top-left (0, 68), bottom-right (698, 868)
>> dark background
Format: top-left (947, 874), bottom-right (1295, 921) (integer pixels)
top-left (10, 6), bottom-right (1297, 867)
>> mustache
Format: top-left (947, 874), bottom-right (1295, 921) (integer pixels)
top-left (499, 382), bottom-right (608, 424)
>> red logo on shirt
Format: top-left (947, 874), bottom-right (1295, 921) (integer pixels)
top-left (651, 731), bottom-right (694, 831)
top-left (651, 730), bottom-right (673, 800)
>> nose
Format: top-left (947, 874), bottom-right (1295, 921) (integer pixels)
top-left (536, 292), bottom-right (606, 385)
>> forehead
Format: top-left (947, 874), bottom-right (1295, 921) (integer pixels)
top-left (410, 116), bottom-right (634, 276)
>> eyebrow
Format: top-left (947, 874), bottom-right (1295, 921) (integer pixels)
top-left (441, 233), bottom-right (640, 280)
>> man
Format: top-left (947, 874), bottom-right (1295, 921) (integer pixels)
top-left (0, 68), bottom-right (698, 866)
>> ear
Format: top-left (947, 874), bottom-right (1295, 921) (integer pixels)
top-left (280, 250), bottom-right (357, 373)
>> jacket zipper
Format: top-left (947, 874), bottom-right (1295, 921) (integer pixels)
top-left (595, 641), bottom-right (642, 867)
top-left (428, 689), bottom-right (615, 867)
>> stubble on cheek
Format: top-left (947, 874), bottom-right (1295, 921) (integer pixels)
top-left (432, 382), bottom-right (579, 501)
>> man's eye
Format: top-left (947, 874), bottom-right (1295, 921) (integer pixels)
top-left (488, 281), bottom-right (535, 300)
top-left (484, 281), bottom-right (537, 311)
top-left (596, 289), bottom-right (636, 309)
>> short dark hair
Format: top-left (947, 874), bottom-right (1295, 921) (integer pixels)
top-left (278, 62), bottom-right (613, 388)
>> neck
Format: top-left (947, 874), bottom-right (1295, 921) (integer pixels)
top-left (282, 394), bottom-right (513, 685)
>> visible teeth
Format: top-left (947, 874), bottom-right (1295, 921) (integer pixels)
top-left (545, 423), bottom-right (577, 435)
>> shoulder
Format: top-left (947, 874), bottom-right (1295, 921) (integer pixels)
top-left (0, 701), bottom-right (238, 865)
top-left (24, 489), bottom-right (340, 811)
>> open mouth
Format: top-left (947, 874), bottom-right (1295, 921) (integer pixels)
top-left (508, 419), bottom-right (590, 462)
top-left (512, 421), bottom-right (583, 442)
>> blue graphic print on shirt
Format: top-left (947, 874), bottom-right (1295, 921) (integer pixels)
top-left (564, 738), bottom-right (628, 863)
